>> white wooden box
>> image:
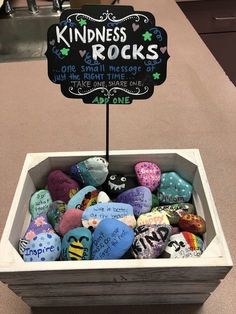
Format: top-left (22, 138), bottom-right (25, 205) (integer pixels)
top-left (0, 149), bottom-right (232, 307)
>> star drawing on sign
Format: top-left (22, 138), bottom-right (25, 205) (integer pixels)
top-left (79, 18), bottom-right (87, 26)
top-left (153, 72), bottom-right (161, 80)
top-left (60, 48), bottom-right (70, 56)
top-left (142, 31), bottom-right (152, 41)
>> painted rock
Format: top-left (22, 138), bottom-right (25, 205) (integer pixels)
top-left (132, 224), bottom-right (172, 259)
top-left (162, 231), bottom-right (204, 258)
top-left (92, 218), bottom-right (134, 260)
top-left (61, 227), bottom-right (92, 261)
top-left (171, 226), bottom-right (180, 235)
top-left (47, 170), bottom-right (79, 203)
top-left (97, 191), bottom-right (110, 204)
top-left (116, 186), bottom-right (152, 217)
top-left (18, 239), bottom-right (29, 256)
top-left (47, 201), bottom-right (66, 233)
top-left (135, 161), bottom-right (161, 192)
top-left (82, 202), bottom-right (136, 229)
top-left (23, 232), bottom-right (61, 262)
top-left (137, 211), bottom-right (170, 227)
top-left (152, 193), bottom-right (159, 207)
top-left (70, 157), bottom-right (108, 187)
top-left (157, 172), bottom-right (192, 204)
top-left (152, 203), bottom-right (195, 224)
top-left (58, 208), bottom-right (83, 236)
top-left (67, 186), bottom-right (98, 211)
top-left (29, 189), bottom-right (52, 220)
top-left (104, 174), bottom-right (137, 196)
top-left (23, 214), bottom-right (55, 241)
top-left (178, 213), bottom-right (206, 235)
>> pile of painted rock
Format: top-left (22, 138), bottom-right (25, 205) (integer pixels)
top-left (19, 157), bottom-right (206, 262)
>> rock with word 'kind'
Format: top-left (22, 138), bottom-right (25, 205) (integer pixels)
top-left (29, 190), bottom-right (52, 220)
top-left (67, 186), bottom-right (98, 211)
top-left (135, 161), bottom-right (161, 192)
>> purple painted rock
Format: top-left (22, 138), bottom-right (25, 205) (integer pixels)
top-left (132, 224), bottom-right (172, 259)
top-left (135, 161), bottom-right (161, 192)
top-left (23, 214), bottom-right (55, 241)
top-left (116, 186), bottom-right (152, 217)
top-left (47, 170), bottom-right (79, 204)
top-left (58, 208), bottom-right (83, 236)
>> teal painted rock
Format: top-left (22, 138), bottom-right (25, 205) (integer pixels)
top-left (137, 211), bottom-right (170, 227)
top-left (29, 190), bottom-right (52, 220)
top-left (92, 218), bottom-right (134, 260)
top-left (67, 186), bottom-right (98, 211)
top-left (82, 202), bottom-right (136, 229)
top-left (152, 203), bottom-right (195, 224)
top-left (157, 172), bottom-right (192, 204)
top-left (70, 157), bottom-right (109, 187)
top-left (47, 201), bottom-right (66, 233)
top-left (61, 227), bottom-right (92, 261)
top-left (23, 214), bottom-right (55, 241)
top-left (23, 232), bottom-right (61, 262)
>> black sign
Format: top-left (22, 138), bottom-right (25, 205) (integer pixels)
top-left (46, 5), bottom-right (169, 104)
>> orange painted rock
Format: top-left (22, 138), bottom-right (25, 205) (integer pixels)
top-left (178, 213), bottom-right (206, 235)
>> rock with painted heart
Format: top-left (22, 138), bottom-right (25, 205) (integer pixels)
top-left (58, 208), bottom-right (83, 236)
top-left (104, 174), bottom-right (137, 197)
top-left (47, 201), bottom-right (66, 234)
top-left (135, 161), bottom-right (161, 192)
top-left (47, 170), bottom-right (79, 203)
top-left (157, 172), bottom-right (192, 204)
top-left (23, 214), bottom-right (55, 241)
top-left (70, 157), bottom-right (108, 187)
top-left (23, 232), bottom-right (61, 262)
top-left (67, 186), bottom-right (98, 211)
top-left (116, 186), bottom-right (152, 217)
top-left (97, 191), bottom-right (110, 204)
top-left (136, 211), bottom-right (170, 227)
top-left (92, 218), bottom-right (134, 260)
top-left (61, 227), bottom-right (92, 261)
top-left (132, 224), bottom-right (172, 259)
top-left (29, 189), bottom-right (52, 220)
top-left (151, 203), bottom-right (195, 225)
top-left (82, 202), bottom-right (136, 229)
top-left (178, 213), bottom-right (206, 235)
top-left (162, 231), bottom-right (204, 258)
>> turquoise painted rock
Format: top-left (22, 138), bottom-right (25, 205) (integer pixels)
top-left (59, 208), bottom-right (83, 236)
top-left (116, 186), bottom-right (152, 217)
top-left (23, 232), bottom-right (61, 262)
top-left (29, 190), bottom-right (52, 220)
top-left (70, 157), bottom-right (109, 187)
top-left (135, 161), bottom-right (161, 192)
top-left (23, 214), bottom-right (55, 240)
top-left (152, 203), bottom-right (195, 224)
top-left (67, 186), bottom-right (98, 211)
top-left (47, 201), bottom-right (66, 233)
top-left (82, 202), bottom-right (136, 229)
top-left (162, 231), bottom-right (204, 258)
top-left (92, 218), bottom-right (134, 260)
top-left (61, 227), bottom-right (92, 260)
top-left (137, 211), bottom-right (170, 227)
top-left (157, 172), bottom-right (192, 204)
top-left (132, 224), bottom-right (172, 258)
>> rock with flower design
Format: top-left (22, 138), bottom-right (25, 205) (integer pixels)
top-left (135, 161), bottom-right (161, 192)
top-left (23, 214), bottom-right (55, 241)
top-left (29, 189), bottom-right (52, 220)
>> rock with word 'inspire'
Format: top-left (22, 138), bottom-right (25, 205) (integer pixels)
top-left (82, 202), bottom-right (136, 229)
top-left (23, 232), bottom-right (61, 262)
top-left (58, 208), bottom-right (83, 236)
top-left (116, 186), bottom-right (152, 217)
top-left (135, 161), bottom-right (161, 192)
top-left (132, 224), bottom-right (172, 259)
top-left (157, 172), bottom-right (192, 204)
top-left (92, 218), bottom-right (134, 260)
top-left (104, 174), bottom-right (137, 197)
top-left (97, 191), bottom-right (111, 204)
top-left (136, 211), bottom-right (170, 227)
top-left (23, 214), bottom-right (55, 241)
top-left (29, 190), bottom-right (52, 220)
top-left (152, 203), bottom-right (195, 224)
top-left (178, 213), bottom-right (206, 235)
top-left (162, 231), bottom-right (204, 258)
top-left (61, 227), bottom-right (92, 261)
top-left (67, 186), bottom-right (98, 211)
top-left (47, 201), bottom-right (66, 234)
top-left (70, 157), bottom-right (108, 187)
top-left (47, 170), bottom-right (79, 204)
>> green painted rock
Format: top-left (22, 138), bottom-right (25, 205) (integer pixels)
top-left (29, 190), bottom-right (52, 220)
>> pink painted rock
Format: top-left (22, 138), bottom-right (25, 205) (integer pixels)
top-left (58, 208), bottom-right (83, 236)
top-left (47, 170), bottom-right (79, 204)
top-left (134, 162), bottom-right (161, 192)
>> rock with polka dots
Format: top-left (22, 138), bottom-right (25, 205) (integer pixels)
top-left (23, 214), bottom-right (55, 241)
top-left (23, 232), bottom-right (61, 262)
top-left (157, 172), bottom-right (192, 204)
top-left (178, 213), bottom-right (206, 235)
top-left (135, 162), bottom-right (161, 192)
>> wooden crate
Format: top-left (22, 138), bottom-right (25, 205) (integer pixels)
top-left (0, 149), bottom-right (232, 307)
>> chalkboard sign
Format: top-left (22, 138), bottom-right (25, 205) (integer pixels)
top-left (46, 5), bottom-right (169, 104)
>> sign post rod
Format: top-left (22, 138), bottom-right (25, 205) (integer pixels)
top-left (106, 101), bottom-right (110, 163)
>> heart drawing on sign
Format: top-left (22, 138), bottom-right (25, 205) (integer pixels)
top-left (49, 39), bottom-right (55, 46)
top-left (160, 46), bottom-right (167, 54)
top-left (132, 23), bottom-right (140, 32)
top-left (79, 50), bottom-right (86, 58)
